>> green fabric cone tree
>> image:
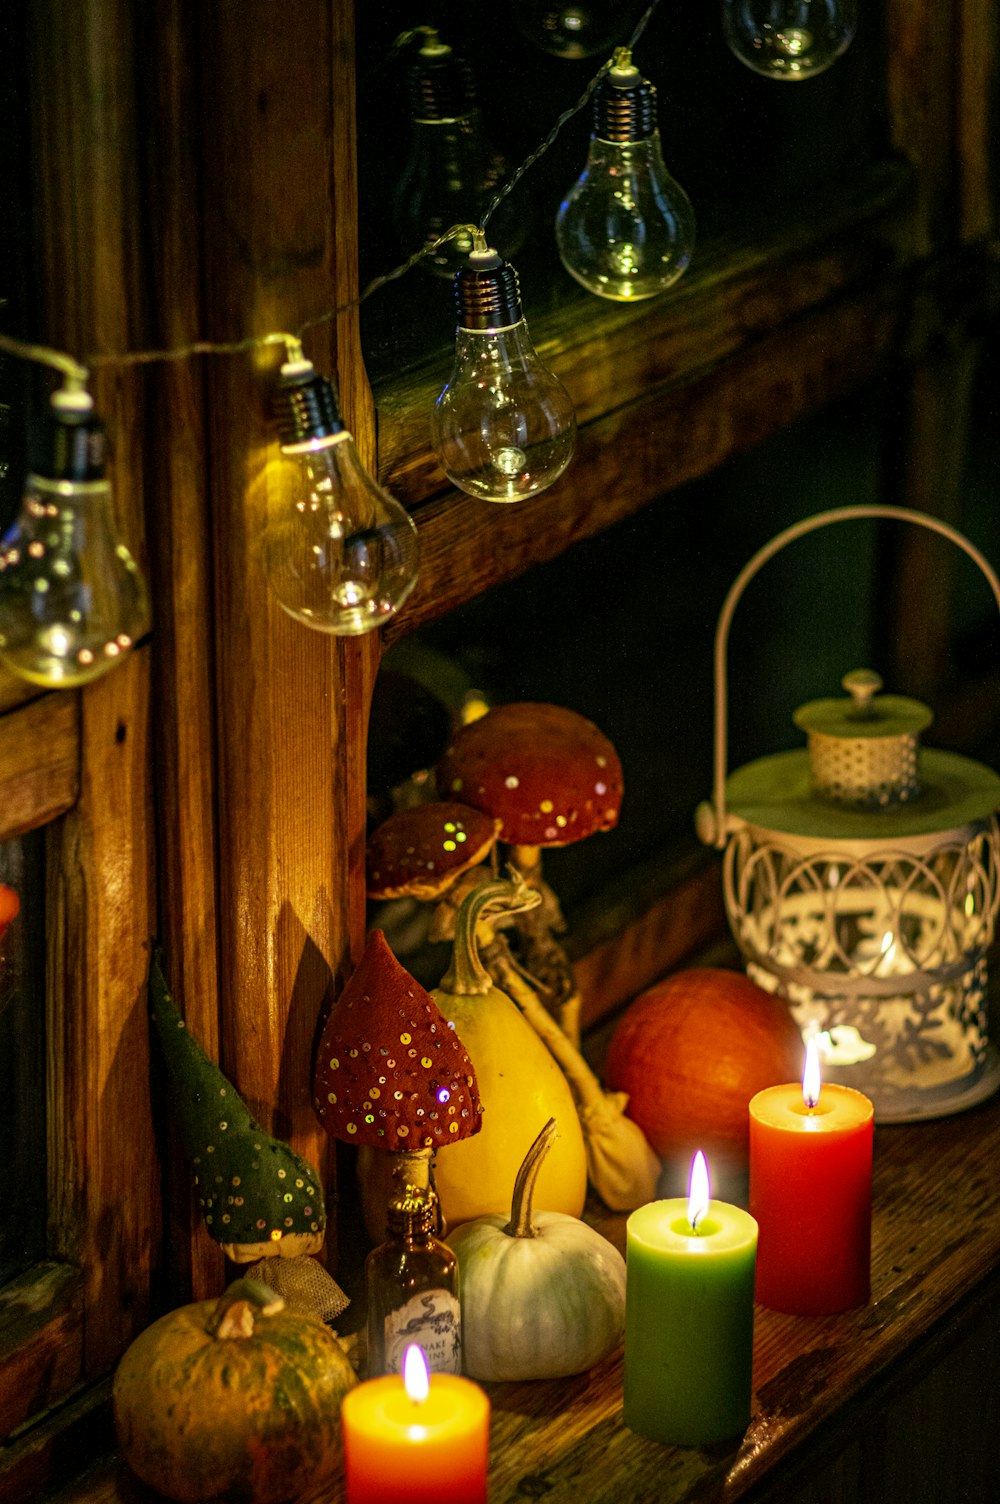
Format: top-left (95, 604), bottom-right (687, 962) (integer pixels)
top-left (150, 957), bottom-right (326, 1256)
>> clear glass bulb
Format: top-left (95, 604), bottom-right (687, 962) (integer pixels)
top-left (264, 432), bottom-right (419, 635)
top-left (722, 0), bottom-right (857, 80)
top-left (555, 56), bottom-right (695, 302)
top-left (511, 0), bottom-right (630, 59)
top-left (0, 401), bottom-right (149, 688)
top-left (431, 252), bottom-right (576, 503)
top-left (392, 36), bottom-right (525, 280)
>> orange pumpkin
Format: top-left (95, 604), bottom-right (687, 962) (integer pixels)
top-left (604, 968), bottom-right (803, 1169)
top-left (113, 1281), bottom-right (357, 1504)
top-left (0, 884), bottom-right (19, 941)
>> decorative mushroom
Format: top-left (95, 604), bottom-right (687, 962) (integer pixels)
top-left (366, 801), bottom-right (501, 903)
top-left (148, 958), bottom-right (349, 1324)
top-left (437, 701), bottom-right (623, 1045)
top-left (312, 928), bottom-right (484, 1240)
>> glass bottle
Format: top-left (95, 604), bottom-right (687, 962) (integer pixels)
top-left (364, 1178), bottom-right (462, 1378)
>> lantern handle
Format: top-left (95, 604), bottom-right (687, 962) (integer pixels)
top-left (697, 504), bottom-right (1000, 849)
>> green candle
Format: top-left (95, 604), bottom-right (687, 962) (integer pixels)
top-left (624, 1153), bottom-right (758, 1446)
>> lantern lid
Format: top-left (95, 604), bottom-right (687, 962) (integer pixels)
top-left (793, 670), bottom-right (933, 741)
top-left (726, 746), bottom-right (1000, 840)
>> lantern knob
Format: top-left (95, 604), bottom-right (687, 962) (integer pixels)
top-left (842, 668), bottom-right (883, 718)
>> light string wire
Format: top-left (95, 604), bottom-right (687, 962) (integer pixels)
top-left (0, 0), bottom-right (663, 386)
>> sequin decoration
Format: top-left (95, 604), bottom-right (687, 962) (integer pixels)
top-left (149, 956), bottom-right (327, 1250)
top-left (312, 929), bottom-right (483, 1149)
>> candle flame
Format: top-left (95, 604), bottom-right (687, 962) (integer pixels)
top-left (687, 1149), bottom-right (710, 1230)
top-left (802, 1036), bottom-right (822, 1109)
top-left (403, 1344), bottom-right (430, 1403)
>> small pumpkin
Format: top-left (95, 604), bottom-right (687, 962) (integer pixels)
top-left (604, 967), bottom-right (803, 1167)
top-left (446, 1118), bottom-right (626, 1381)
top-left (430, 879), bottom-right (588, 1228)
top-left (113, 1280), bottom-right (358, 1504)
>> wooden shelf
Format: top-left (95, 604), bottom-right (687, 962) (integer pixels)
top-left (46, 1087), bottom-right (1000, 1504)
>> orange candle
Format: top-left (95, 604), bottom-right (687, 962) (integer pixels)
top-left (341, 1345), bottom-right (490, 1504)
top-left (749, 1040), bottom-right (873, 1314)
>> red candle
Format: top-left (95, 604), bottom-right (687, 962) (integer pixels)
top-left (341, 1344), bottom-right (490, 1504)
top-left (749, 1039), bottom-right (873, 1314)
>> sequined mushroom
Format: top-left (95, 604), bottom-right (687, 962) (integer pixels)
top-left (312, 928), bottom-right (483, 1238)
top-left (366, 801), bottom-right (501, 903)
top-left (436, 701), bottom-right (623, 1044)
top-left (148, 957), bottom-right (349, 1323)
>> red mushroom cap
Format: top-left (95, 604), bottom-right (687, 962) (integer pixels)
top-left (436, 702), bottom-right (623, 848)
top-left (313, 930), bottom-right (483, 1151)
top-left (366, 802), bottom-right (501, 901)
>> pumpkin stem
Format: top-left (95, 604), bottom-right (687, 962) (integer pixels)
top-left (438, 876), bottom-right (541, 997)
top-left (503, 1117), bottom-right (558, 1239)
top-left (205, 1278), bottom-right (285, 1339)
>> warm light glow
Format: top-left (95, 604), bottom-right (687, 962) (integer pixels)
top-left (687, 1149), bottom-right (710, 1230)
top-left (802, 1036), bottom-right (822, 1109)
top-left (403, 1344), bottom-right (430, 1404)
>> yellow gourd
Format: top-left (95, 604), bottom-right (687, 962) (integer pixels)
top-left (430, 878), bottom-right (587, 1228)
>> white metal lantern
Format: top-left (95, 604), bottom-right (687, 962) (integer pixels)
top-left (696, 505), bottom-right (1000, 1123)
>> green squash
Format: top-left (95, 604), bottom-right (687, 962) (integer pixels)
top-left (113, 1280), bottom-right (357, 1504)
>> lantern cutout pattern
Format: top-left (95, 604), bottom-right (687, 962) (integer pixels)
top-left (696, 505), bottom-right (1000, 1124)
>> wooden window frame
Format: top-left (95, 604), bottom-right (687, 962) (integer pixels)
top-left (0, 0), bottom-right (997, 1496)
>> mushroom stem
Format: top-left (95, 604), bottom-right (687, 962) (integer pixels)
top-left (438, 877), bottom-right (541, 997)
top-left (510, 844), bottom-right (542, 884)
top-left (503, 1117), bottom-right (558, 1240)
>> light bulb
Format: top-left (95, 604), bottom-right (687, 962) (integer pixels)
top-left (265, 351), bottom-right (419, 635)
top-left (431, 250), bottom-right (577, 503)
top-left (555, 53), bottom-right (695, 302)
top-left (722, 0), bottom-right (857, 80)
top-left (0, 386), bottom-right (149, 687)
top-left (511, 0), bottom-right (630, 60)
top-left (392, 32), bottom-right (526, 279)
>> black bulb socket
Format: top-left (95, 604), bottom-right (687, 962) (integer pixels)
top-left (407, 44), bottom-right (476, 121)
top-left (454, 255), bottom-right (522, 330)
top-left (593, 68), bottom-right (657, 143)
top-left (273, 366), bottom-right (345, 448)
top-left (33, 405), bottom-right (107, 483)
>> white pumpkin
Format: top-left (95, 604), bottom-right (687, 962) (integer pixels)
top-left (446, 1118), bottom-right (626, 1381)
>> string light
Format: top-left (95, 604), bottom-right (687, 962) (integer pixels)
top-left (722, 0), bottom-right (857, 80)
top-left (431, 241), bottom-right (577, 502)
top-left (0, 349), bottom-right (149, 688)
top-left (0, 0), bottom-right (674, 679)
top-left (266, 338), bottom-right (419, 634)
top-left (555, 47), bottom-right (695, 301)
top-left (392, 29), bottom-right (526, 279)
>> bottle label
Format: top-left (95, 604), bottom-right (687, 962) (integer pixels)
top-left (383, 1289), bottom-right (462, 1375)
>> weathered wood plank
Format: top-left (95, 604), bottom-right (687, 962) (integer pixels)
top-left (43, 1091), bottom-right (1000, 1504)
top-left (0, 1264), bottom-right (83, 1441)
top-left (375, 159), bottom-right (917, 507)
top-left (0, 694), bottom-right (79, 842)
top-left (46, 646), bottom-right (158, 1376)
top-left (384, 266), bottom-right (908, 643)
top-left (195, 1), bottom-right (367, 1210)
top-left (132, 2), bottom-right (225, 1307)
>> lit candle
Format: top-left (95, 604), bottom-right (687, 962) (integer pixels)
top-left (340, 1344), bottom-right (490, 1504)
top-left (749, 1037), bottom-right (874, 1314)
top-left (624, 1151), bottom-right (758, 1446)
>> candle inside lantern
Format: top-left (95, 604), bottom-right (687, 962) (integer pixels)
top-left (749, 1037), bottom-right (874, 1314)
top-left (340, 1343), bottom-right (490, 1504)
top-left (624, 1150), bottom-right (758, 1447)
